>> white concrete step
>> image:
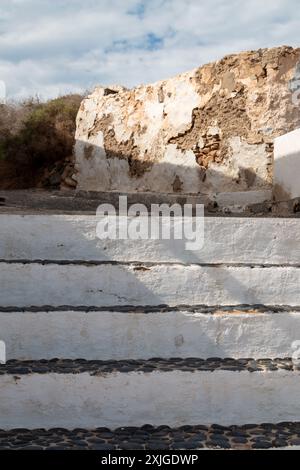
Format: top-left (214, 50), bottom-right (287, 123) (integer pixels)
top-left (1, 211), bottom-right (299, 442)
top-left (1, 308), bottom-right (300, 360)
top-left (0, 359), bottom-right (299, 429)
top-left (1, 262), bottom-right (300, 307)
top-left (1, 215), bottom-right (300, 264)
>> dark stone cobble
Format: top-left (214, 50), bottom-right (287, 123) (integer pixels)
top-left (0, 423), bottom-right (300, 450)
top-left (1, 304), bottom-right (300, 314)
top-left (0, 358), bottom-right (297, 375)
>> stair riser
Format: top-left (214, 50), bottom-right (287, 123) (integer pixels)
top-left (1, 215), bottom-right (300, 264)
top-left (0, 370), bottom-right (299, 429)
top-left (1, 263), bottom-right (300, 307)
top-left (1, 311), bottom-right (300, 360)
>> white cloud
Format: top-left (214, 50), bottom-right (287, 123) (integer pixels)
top-left (0, 0), bottom-right (299, 99)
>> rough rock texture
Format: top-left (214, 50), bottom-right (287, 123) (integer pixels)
top-left (74, 46), bottom-right (300, 195)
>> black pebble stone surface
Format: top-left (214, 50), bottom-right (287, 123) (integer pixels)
top-left (0, 423), bottom-right (300, 450)
top-left (0, 358), bottom-right (298, 375)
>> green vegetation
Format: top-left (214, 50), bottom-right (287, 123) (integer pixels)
top-left (0, 94), bottom-right (82, 189)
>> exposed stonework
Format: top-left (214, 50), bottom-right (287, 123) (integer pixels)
top-left (74, 46), bottom-right (300, 195)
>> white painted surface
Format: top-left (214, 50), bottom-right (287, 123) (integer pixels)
top-left (0, 370), bottom-right (300, 429)
top-left (274, 128), bottom-right (300, 200)
top-left (1, 263), bottom-right (300, 307)
top-left (1, 215), bottom-right (299, 264)
top-left (75, 75), bottom-right (208, 195)
top-left (1, 311), bottom-right (300, 360)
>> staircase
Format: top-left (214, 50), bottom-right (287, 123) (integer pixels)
top-left (1, 203), bottom-right (300, 450)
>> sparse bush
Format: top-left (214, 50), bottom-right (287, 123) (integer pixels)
top-left (0, 94), bottom-right (83, 189)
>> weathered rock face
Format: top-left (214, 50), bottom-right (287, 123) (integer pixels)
top-left (74, 46), bottom-right (300, 196)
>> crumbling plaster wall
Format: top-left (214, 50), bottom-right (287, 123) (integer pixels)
top-left (74, 46), bottom-right (300, 195)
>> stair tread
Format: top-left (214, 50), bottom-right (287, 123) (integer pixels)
top-left (0, 423), bottom-right (299, 449)
top-left (2, 263), bottom-right (300, 308)
top-left (0, 358), bottom-right (297, 375)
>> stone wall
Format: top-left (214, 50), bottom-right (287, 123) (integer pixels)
top-left (74, 46), bottom-right (300, 196)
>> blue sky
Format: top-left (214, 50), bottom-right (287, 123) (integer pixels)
top-left (0, 0), bottom-right (300, 99)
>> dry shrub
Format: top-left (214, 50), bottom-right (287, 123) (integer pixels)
top-left (0, 94), bottom-right (83, 189)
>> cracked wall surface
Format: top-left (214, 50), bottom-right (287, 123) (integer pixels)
top-left (74, 46), bottom-right (300, 195)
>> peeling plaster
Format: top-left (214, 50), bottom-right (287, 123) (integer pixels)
top-left (75, 46), bottom-right (300, 196)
